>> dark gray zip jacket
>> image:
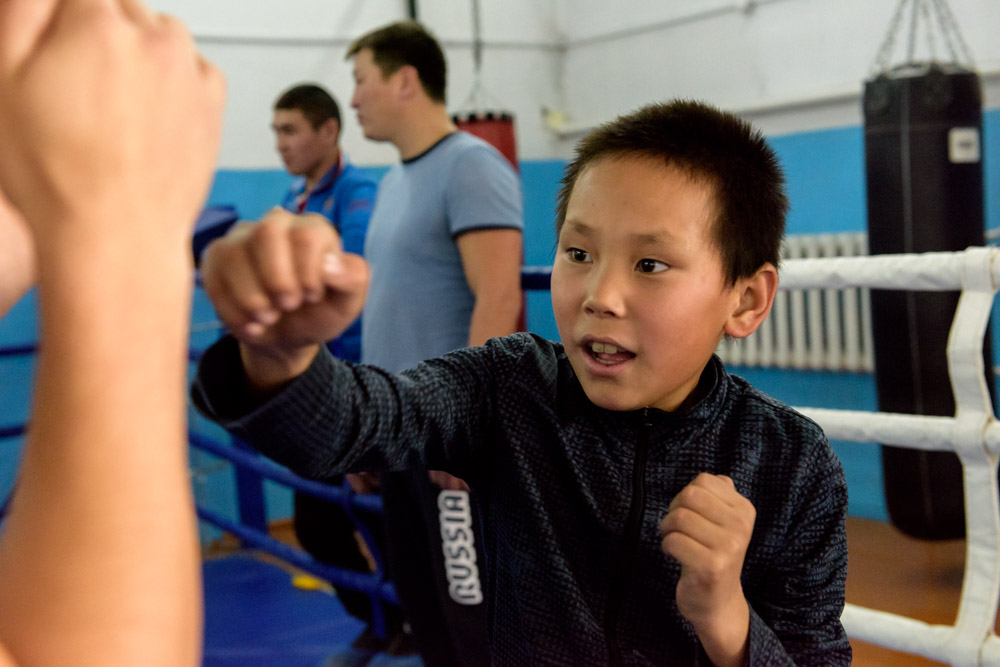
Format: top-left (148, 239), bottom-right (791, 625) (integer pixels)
top-left (192, 333), bottom-right (850, 666)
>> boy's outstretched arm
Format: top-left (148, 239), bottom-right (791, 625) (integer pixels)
top-left (0, 0), bottom-right (224, 664)
top-left (659, 473), bottom-right (755, 667)
top-left (199, 208), bottom-right (369, 393)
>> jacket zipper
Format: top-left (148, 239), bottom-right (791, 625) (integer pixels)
top-left (604, 408), bottom-right (652, 666)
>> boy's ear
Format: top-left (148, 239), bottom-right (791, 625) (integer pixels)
top-left (724, 263), bottom-right (778, 339)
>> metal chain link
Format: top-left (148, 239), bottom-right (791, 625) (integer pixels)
top-left (871, 0), bottom-right (976, 75)
top-left (871, 0), bottom-right (911, 75)
top-left (920, 0), bottom-right (937, 62)
top-left (928, 0), bottom-right (960, 63)
top-left (905, 0), bottom-right (920, 63)
top-left (930, 0), bottom-right (975, 66)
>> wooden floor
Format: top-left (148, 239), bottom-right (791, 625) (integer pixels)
top-left (846, 516), bottom-right (998, 665)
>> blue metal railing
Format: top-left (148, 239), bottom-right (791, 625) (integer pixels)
top-left (0, 265), bottom-right (557, 637)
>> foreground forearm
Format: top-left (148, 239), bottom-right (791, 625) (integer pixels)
top-left (0, 236), bottom-right (200, 665)
top-left (0, 208), bottom-right (35, 317)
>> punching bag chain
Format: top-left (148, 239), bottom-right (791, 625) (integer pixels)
top-left (871, 0), bottom-right (975, 75)
top-left (464, 0), bottom-right (485, 109)
top-left (458, 0), bottom-right (503, 112)
top-left (927, 0), bottom-right (974, 66)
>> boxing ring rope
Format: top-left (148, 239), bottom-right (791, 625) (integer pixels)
top-left (779, 247), bottom-right (1000, 666)
top-left (184, 353), bottom-right (401, 639)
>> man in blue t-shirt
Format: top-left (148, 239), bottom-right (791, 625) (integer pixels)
top-left (272, 83), bottom-right (394, 654)
top-left (345, 21), bottom-right (523, 667)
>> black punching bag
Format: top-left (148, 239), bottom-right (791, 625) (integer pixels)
top-left (864, 63), bottom-right (989, 539)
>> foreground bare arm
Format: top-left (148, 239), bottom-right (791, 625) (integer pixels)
top-left (0, 0), bottom-right (224, 664)
top-left (0, 194), bottom-right (34, 317)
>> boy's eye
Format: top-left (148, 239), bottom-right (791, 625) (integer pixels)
top-left (566, 248), bottom-right (591, 263)
top-left (637, 258), bottom-right (668, 274)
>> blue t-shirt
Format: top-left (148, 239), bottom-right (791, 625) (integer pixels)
top-left (362, 132), bottom-right (523, 372)
top-left (282, 160), bottom-right (376, 362)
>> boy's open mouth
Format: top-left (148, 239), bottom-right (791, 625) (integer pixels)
top-left (587, 341), bottom-right (636, 365)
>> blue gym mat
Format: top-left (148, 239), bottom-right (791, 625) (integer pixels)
top-left (202, 554), bottom-right (364, 667)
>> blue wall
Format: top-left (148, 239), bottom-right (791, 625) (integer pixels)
top-left (3, 109), bottom-right (998, 537)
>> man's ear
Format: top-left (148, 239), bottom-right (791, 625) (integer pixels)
top-left (395, 64), bottom-right (421, 101)
top-left (319, 117), bottom-right (340, 143)
top-left (724, 263), bottom-right (778, 339)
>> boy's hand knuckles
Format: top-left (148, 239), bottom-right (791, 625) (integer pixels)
top-left (339, 254), bottom-right (370, 281)
top-left (674, 485), bottom-right (698, 505)
top-left (289, 225), bottom-right (328, 252)
top-left (201, 249), bottom-right (235, 279)
top-left (260, 207), bottom-right (291, 224)
top-left (298, 212), bottom-right (329, 228)
top-left (665, 506), bottom-right (693, 530)
top-left (263, 278), bottom-right (298, 305)
top-left (251, 216), bottom-right (290, 244)
top-left (296, 272), bottom-right (324, 296)
top-left (660, 531), bottom-right (684, 556)
top-left (231, 295), bottom-right (268, 323)
top-left (692, 472), bottom-right (716, 486)
top-left (717, 474), bottom-right (736, 488)
top-left (198, 269), bottom-right (224, 300)
top-left (210, 298), bottom-right (250, 331)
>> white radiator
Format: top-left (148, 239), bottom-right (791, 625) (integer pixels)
top-left (716, 232), bottom-right (874, 372)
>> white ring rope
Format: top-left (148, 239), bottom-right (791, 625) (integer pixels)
top-left (781, 247), bottom-right (1000, 666)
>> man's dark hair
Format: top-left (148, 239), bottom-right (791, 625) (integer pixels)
top-left (274, 84), bottom-right (341, 130)
top-left (346, 21), bottom-right (447, 103)
top-left (555, 100), bottom-right (788, 285)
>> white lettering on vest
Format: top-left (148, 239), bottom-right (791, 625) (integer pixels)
top-left (438, 490), bottom-right (483, 605)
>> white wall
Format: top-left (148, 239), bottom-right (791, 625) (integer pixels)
top-left (556, 0), bottom-right (1000, 147)
top-left (148, 0), bottom-right (564, 167)
top-left (149, 0), bottom-right (1000, 167)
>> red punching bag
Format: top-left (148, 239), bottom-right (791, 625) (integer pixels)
top-left (452, 110), bottom-right (527, 331)
top-left (452, 111), bottom-right (519, 171)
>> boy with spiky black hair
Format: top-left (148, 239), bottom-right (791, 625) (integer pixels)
top-left (193, 100), bottom-right (850, 666)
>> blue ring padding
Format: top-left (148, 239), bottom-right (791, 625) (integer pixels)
top-left (0, 344), bottom-right (37, 358)
top-left (520, 266), bottom-right (552, 291)
top-left (193, 267), bottom-right (552, 294)
top-left (0, 424), bottom-right (25, 440)
top-left (197, 505), bottom-right (398, 606)
top-left (188, 432), bottom-right (383, 514)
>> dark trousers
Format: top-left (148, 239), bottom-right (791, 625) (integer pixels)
top-left (292, 480), bottom-right (404, 634)
top-left (380, 469), bottom-right (491, 667)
